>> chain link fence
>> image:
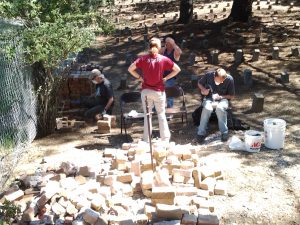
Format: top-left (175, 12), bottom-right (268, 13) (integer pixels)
top-left (0, 20), bottom-right (37, 191)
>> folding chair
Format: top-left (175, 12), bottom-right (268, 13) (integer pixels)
top-left (120, 92), bottom-right (144, 140)
top-left (165, 85), bottom-right (188, 125)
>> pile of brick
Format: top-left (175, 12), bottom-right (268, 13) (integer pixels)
top-left (1, 140), bottom-right (228, 225)
top-left (59, 64), bottom-right (103, 110)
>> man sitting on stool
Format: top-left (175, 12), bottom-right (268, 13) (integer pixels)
top-left (82, 69), bottom-right (114, 121)
top-left (197, 68), bottom-right (235, 143)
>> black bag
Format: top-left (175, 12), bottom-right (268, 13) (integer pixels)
top-left (192, 106), bottom-right (202, 126)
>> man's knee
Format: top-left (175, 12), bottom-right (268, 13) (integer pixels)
top-left (203, 105), bottom-right (213, 113)
top-left (215, 106), bottom-right (226, 114)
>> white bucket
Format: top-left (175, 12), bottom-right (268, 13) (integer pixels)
top-left (244, 130), bottom-right (263, 152)
top-left (264, 118), bottom-right (286, 150)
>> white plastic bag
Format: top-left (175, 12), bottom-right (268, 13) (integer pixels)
top-left (228, 135), bottom-right (247, 151)
top-left (128, 110), bottom-right (139, 117)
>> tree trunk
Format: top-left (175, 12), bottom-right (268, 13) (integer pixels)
top-left (31, 62), bottom-right (62, 138)
top-left (178, 0), bottom-right (193, 24)
top-left (229, 0), bottom-right (254, 22)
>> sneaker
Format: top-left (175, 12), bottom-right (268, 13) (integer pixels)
top-left (197, 135), bottom-right (206, 143)
top-left (221, 133), bottom-right (229, 142)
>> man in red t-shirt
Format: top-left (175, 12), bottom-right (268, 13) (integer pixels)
top-left (128, 37), bottom-right (181, 142)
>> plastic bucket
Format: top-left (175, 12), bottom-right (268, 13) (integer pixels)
top-left (244, 130), bottom-right (263, 152)
top-left (264, 118), bottom-right (286, 150)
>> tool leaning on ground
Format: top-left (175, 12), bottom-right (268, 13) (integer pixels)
top-left (145, 96), bottom-right (155, 172)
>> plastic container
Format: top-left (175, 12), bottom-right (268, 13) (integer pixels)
top-left (264, 118), bottom-right (286, 150)
top-left (244, 130), bottom-right (263, 152)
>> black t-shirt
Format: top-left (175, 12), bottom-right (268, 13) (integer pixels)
top-left (198, 71), bottom-right (235, 100)
top-left (95, 78), bottom-right (114, 105)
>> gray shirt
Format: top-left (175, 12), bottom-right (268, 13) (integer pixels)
top-left (198, 71), bottom-right (235, 100)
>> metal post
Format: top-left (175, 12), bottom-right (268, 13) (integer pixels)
top-left (145, 96), bottom-right (155, 172)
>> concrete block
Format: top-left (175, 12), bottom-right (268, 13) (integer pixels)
top-left (200, 167), bottom-right (215, 180)
top-left (193, 168), bottom-right (202, 189)
top-left (156, 204), bottom-right (188, 220)
top-left (152, 187), bottom-right (176, 199)
top-left (251, 93), bottom-right (264, 113)
top-left (153, 168), bottom-right (171, 187)
top-left (104, 148), bottom-right (117, 157)
top-left (59, 161), bottom-right (77, 176)
top-left (38, 181), bottom-right (60, 207)
top-left (152, 198), bottom-right (175, 205)
top-left (281, 71), bottom-right (289, 83)
top-left (98, 186), bottom-right (111, 199)
top-left (243, 69), bottom-right (253, 88)
top-left (197, 214), bottom-right (219, 225)
top-left (60, 177), bottom-right (79, 190)
top-left (58, 197), bottom-right (69, 208)
top-left (66, 202), bottom-right (78, 215)
top-left (141, 159), bottom-right (155, 172)
top-left (153, 221), bottom-right (180, 225)
top-left (180, 161), bottom-right (194, 170)
top-left (141, 171), bottom-right (153, 190)
top-left (85, 180), bottom-right (100, 193)
top-left (235, 49), bottom-right (243, 64)
top-left (122, 184), bottom-right (133, 197)
top-left (193, 197), bottom-right (214, 212)
top-left (197, 190), bottom-right (210, 199)
top-left (173, 169), bottom-right (193, 183)
top-left (79, 166), bottom-right (92, 177)
top-left (136, 214), bottom-right (148, 225)
top-left (200, 177), bottom-right (216, 194)
top-left (181, 213), bottom-right (197, 225)
top-left (174, 196), bottom-right (192, 206)
top-left (122, 143), bottom-right (131, 150)
top-left (50, 173), bottom-right (66, 182)
top-left (91, 194), bottom-right (106, 211)
top-left (130, 161), bottom-right (141, 176)
top-left (214, 180), bottom-right (227, 195)
top-left (83, 208), bottom-right (100, 225)
top-left (176, 187), bottom-right (198, 196)
top-left (291, 46), bottom-right (299, 57)
top-left (52, 202), bottom-right (66, 216)
top-left (75, 197), bottom-right (91, 210)
top-left (103, 115), bottom-right (117, 128)
top-left (97, 120), bottom-right (111, 134)
top-left (75, 175), bottom-right (87, 185)
top-left (162, 163), bottom-right (181, 175)
top-left (103, 175), bottom-right (116, 186)
top-left (210, 50), bottom-right (219, 65)
top-left (4, 190), bottom-right (24, 202)
top-left (117, 173), bottom-right (133, 183)
top-left (142, 189), bottom-right (152, 198)
top-left (22, 206), bottom-right (35, 221)
top-left (153, 146), bottom-right (167, 162)
top-left (144, 204), bottom-right (156, 220)
top-left (272, 46), bottom-right (279, 59)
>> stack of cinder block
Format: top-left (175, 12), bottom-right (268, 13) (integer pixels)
top-left (97, 115), bottom-right (117, 134)
top-left (1, 140), bottom-right (228, 225)
top-left (56, 117), bottom-right (86, 130)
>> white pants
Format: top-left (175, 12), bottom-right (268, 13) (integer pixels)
top-left (141, 89), bottom-right (170, 142)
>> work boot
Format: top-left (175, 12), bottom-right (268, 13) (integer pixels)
top-left (197, 135), bottom-right (206, 144)
top-left (221, 133), bottom-right (229, 142)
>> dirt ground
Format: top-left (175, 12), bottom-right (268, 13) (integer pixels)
top-left (9, 0), bottom-right (300, 224)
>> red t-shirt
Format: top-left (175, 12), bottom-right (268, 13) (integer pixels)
top-left (134, 54), bottom-right (174, 91)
